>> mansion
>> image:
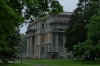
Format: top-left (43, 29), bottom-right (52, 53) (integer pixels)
top-left (26, 12), bottom-right (73, 59)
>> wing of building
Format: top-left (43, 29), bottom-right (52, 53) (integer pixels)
top-left (26, 12), bottom-right (73, 59)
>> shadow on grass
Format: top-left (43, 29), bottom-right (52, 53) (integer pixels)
top-left (0, 63), bottom-right (27, 66)
top-left (75, 60), bottom-right (100, 65)
top-left (0, 63), bottom-right (17, 66)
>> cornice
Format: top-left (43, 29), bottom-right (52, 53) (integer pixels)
top-left (27, 11), bottom-right (72, 29)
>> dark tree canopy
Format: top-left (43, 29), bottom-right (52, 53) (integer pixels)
top-left (64, 0), bottom-right (87, 51)
top-left (65, 0), bottom-right (100, 60)
top-left (74, 1), bottom-right (100, 60)
top-left (0, 0), bottom-right (63, 62)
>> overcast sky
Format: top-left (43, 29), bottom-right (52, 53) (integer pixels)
top-left (20, 0), bottom-right (78, 34)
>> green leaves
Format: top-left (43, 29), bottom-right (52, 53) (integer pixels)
top-left (0, 0), bottom-right (63, 60)
top-left (65, 0), bottom-right (87, 51)
top-left (65, 0), bottom-right (100, 60)
top-left (0, 0), bottom-right (23, 55)
top-left (23, 0), bottom-right (63, 20)
top-left (73, 1), bottom-right (100, 59)
top-left (51, 0), bottom-right (63, 15)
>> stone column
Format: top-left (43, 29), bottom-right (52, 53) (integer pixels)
top-left (63, 36), bottom-right (67, 54)
top-left (27, 37), bottom-right (30, 58)
top-left (34, 35), bottom-right (37, 55)
top-left (29, 36), bottom-right (33, 58)
top-left (33, 36), bottom-right (35, 56)
top-left (56, 33), bottom-right (58, 52)
top-left (63, 36), bottom-right (68, 58)
top-left (39, 34), bottom-right (42, 58)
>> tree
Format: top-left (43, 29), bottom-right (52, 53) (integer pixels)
top-left (0, 0), bottom-right (63, 62)
top-left (73, 1), bottom-right (100, 60)
top-left (64, 0), bottom-right (100, 51)
top-left (64, 0), bottom-right (100, 60)
top-left (0, 29), bottom-right (21, 62)
top-left (64, 0), bottom-right (87, 51)
top-left (0, 0), bottom-right (23, 52)
top-left (74, 14), bottom-right (100, 60)
top-left (21, 0), bottom-right (63, 21)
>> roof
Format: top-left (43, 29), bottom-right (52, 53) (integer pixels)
top-left (27, 12), bottom-right (72, 29)
top-left (25, 29), bottom-right (36, 34)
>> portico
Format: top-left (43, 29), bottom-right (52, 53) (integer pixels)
top-left (26, 12), bottom-right (73, 59)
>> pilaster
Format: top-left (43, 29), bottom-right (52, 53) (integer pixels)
top-left (29, 36), bottom-right (33, 58)
top-left (56, 33), bottom-right (58, 52)
top-left (63, 36), bottom-right (67, 54)
top-left (27, 37), bottom-right (30, 57)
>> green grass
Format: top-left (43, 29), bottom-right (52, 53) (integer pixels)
top-left (0, 63), bottom-right (28, 66)
top-left (0, 59), bottom-right (100, 66)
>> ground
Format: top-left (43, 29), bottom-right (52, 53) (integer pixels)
top-left (0, 59), bottom-right (100, 66)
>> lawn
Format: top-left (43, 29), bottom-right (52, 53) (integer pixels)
top-left (0, 59), bottom-right (100, 66)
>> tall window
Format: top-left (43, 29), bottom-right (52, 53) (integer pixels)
top-left (37, 46), bottom-right (39, 54)
top-left (38, 24), bottom-right (39, 29)
top-left (46, 46), bottom-right (48, 52)
top-left (42, 34), bottom-right (44, 42)
top-left (49, 46), bottom-right (51, 52)
top-left (46, 23), bottom-right (47, 27)
top-left (52, 33), bottom-right (56, 42)
top-left (37, 35), bottom-right (40, 43)
top-left (45, 33), bottom-right (48, 42)
top-left (49, 33), bottom-right (52, 41)
top-left (42, 47), bottom-right (44, 54)
top-left (42, 24), bottom-right (44, 29)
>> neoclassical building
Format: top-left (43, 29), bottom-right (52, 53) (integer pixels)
top-left (26, 12), bottom-right (73, 59)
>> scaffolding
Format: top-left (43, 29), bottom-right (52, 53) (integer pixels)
top-left (44, 12), bottom-right (72, 58)
top-left (26, 12), bottom-right (72, 59)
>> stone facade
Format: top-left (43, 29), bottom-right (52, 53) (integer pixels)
top-left (26, 12), bottom-right (73, 59)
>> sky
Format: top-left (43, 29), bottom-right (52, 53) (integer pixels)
top-left (20, 0), bottom-right (78, 34)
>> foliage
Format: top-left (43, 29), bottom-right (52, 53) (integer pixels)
top-left (73, 1), bottom-right (100, 60)
top-left (64, 0), bottom-right (100, 60)
top-left (21, 0), bottom-right (63, 21)
top-left (0, 0), bottom-right (63, 62)
top-left (64, 0), bottom-right (87, 51)
top-left (0, 0), bottom-right (23, 52)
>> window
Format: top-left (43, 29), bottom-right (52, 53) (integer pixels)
top-left (42, 47), bottom-right (44, 54)
top-left (45, 34), bottom-right (48, 42)
top-left (38, 24), bottom-right (39, 29)
top-left (49, 46), bottom-right (51, 52)
top-left (42, 24), bottom-right (44, 29)
top-left (37, 46), bottom-right (39, 54)
top-left (52, 33), bottom-right (56, 42)
top-left (46, 46), bottom-right (48, 52)
top-left (46, 23), bottom-right (47, 27)
top-left (37, 35), bottom-right (40, 43)
top-left (42, 35), bottom-right (44, 42)
top-left (49, 33), bottom-right (52, 41)
top-left (52, 37), bottom-right (56, 42)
